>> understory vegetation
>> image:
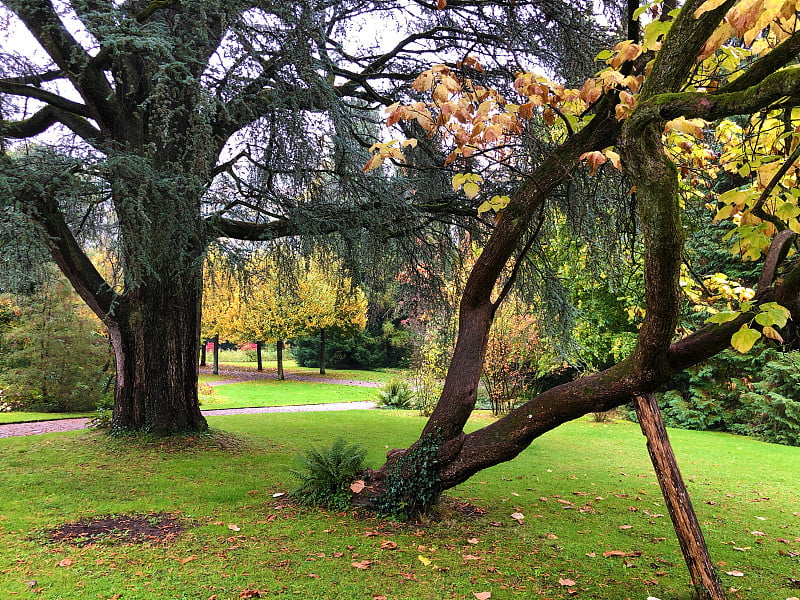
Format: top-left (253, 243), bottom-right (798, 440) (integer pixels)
top-left (1, 412), bottom-right (798, 600)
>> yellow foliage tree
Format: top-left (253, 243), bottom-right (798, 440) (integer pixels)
top-left (295, 256), bottom-right (368, 375)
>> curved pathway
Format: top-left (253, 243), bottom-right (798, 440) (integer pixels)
top-left (1, 370), bottom-right (381, 439)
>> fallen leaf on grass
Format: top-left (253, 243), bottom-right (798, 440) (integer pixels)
top-left (619, 525), bottom-right (633, 530)
top-left (511, 512), bottom-right (525, 524)
top-left (350, 480), bottom-right (365, 493)
top-left (373, 596), bottom-right (388, 600)
top-left (726, 570), bottom-right (745, 577)
top-left (417, 555), bottom-right (432, 566)
top-left (352, 560), bottom-right (372, 569)
top-left (180, 555), bottom-right (198, 564)
top-left (57, 558), bottom-right (74, 567)
top-left (559, 578), bottom-right (576, 586)
top-left (239, 590), bottom-right (261, 599)
top-left (473, 592), bottom-right (491, 600)
top-left (602, 550), bottom-right (641, 558)
top-left (467, 537), bottom-right (480, 544)
top-left (228, 524), bottom-right (241, 532)
top-left (380, 540), bottom-right (398, 550)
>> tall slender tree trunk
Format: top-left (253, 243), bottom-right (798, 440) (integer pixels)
top-left (200, 340), bottom-right (206, 367)
top-left (276, 340), bottom-right (285, 381)
top-left (318, 329), bottom-right (327, 375)
top-left (109, 275), bottom-right (207, 435)
top-left (212, 333), bottom-right (219, 376)
top-left (256, 341), bottom-right (263, 372)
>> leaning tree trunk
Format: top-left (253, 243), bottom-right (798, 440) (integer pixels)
top-left (109, 273), bottom-right (207, 435)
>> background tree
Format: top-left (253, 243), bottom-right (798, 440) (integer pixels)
top-left (0, 0), bottom-right (610, 434)
top-left (294, 254), bottom-right (368, 375)
top-left (235, 253), bottom-right (306, 381)
top-left (0, 270), bottom-right (112, 412)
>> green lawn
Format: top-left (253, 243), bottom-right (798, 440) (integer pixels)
top-left (0, 413), bottom-right (798, 599)
top-left (0, 411), bottom-right (94, 424)
top-left (200, 378), bottom-right (378, 409)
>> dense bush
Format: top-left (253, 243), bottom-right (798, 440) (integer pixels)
top-left (290, 438), bottom-right (367, 509)
top-left (292, 321), bottom-right (411, 370)
top-left (634, 347), bottom-right (800, 446)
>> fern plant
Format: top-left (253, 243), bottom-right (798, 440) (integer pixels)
top-left (290, 438), bottom-right (367, 509)
top-left (376, 378), bottom-right (415, 409)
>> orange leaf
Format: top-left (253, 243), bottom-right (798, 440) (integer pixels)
top-left (559, 577), bottom-right (577, 586)
top-left (473, 593), bottom-right (491, 600)
top-left (380, 540), bottom-right (398, 550)
top-left (437, 0), bottom-right (447, 8)
top-left (181, 555), bottom-right (198, 564)
top-left (57, 558), bottom-right (74, 567)
top-left (350, 480), bottom-right (365, 493)
top-left (352, 560), bottom-right (372, 569)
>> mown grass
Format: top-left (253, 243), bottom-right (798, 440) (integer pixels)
top-left (0, 411), bottom-right (94, 424)
top-left (200, 379), bottom-right (378, 409)
top-left (0, 412), bottom-right (798, 599)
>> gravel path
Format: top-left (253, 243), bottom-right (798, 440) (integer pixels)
top-left (0, 369), bottom-right (382, 439)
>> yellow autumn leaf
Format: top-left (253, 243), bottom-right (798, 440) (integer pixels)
top-left (665, 117), bottom-right (705, 139)
top-left (463, 181), bottom-right (481, 200)
top-left (694, 0), bottom-right (730, 18)
top-left (412, 70), bottom-right (435, 92)
top-left (731, 324), bottom-right (761, 353)
top-left (418, 555), bottom-right (432, 566)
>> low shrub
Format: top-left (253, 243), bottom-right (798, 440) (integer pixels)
top-left (376, 378), bottom-right (415, 409)
top-left (290, 438), bottom-right (367, 509)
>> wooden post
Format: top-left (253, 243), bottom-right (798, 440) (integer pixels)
top-left (634, 393), bottom-right (726, 600)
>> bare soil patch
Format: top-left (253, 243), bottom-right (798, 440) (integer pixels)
top-left (47, 512), bottom-right (184, 546)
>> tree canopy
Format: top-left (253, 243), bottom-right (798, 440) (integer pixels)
top-left (0, 0), bottom-right (613, 433)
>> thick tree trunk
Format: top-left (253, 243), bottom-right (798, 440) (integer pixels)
top-left (319, 329), bottom-right (327, 375)
top-left (108, 276), bottom-right (207, 435)
top-left (634, 393), bottom-right (726, 600)
top-left (256, 341), bottom-right (263, 372)
top-left (277, 340), bottom-right (285, 381)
